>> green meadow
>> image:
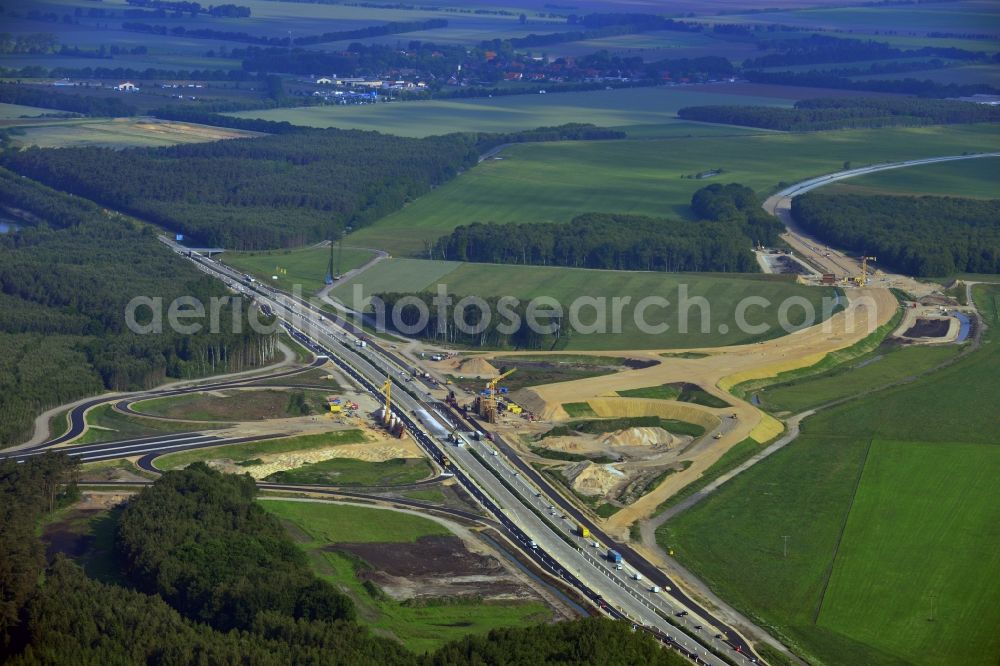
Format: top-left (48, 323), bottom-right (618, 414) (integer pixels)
top-left (333, 259), bottom-right (839, 350)
top-left (346, 124), bottom-right (1000, 256)
top-left (230, 85), bottom-right (796, 137)
top-left (660, 284), bottom-right (1000, 665)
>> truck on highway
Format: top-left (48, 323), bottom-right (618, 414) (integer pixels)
top-left (578, 525), bottom-right (591, 539)
top-left (607, 549), bottom-right (622, 564)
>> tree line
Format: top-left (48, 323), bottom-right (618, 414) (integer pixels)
top-left (678, 97), bottom-right (1000, 131)
top-left (743, 33), bottom-right (989, 69)
top-left (792, 192), bottom-right (1000, 277)
top-left (431, 184), bottom-right (782, 272)
top-left (1, 459), bottom-right (687, 664)
top-left (0, 168), bottom-right (277, 446)
top-left (744, 68), bottom-right (1000, 99)
top-left (122, 18), bottom-right (447, 46)
top-left (0, 83), bottom-right (136, 117)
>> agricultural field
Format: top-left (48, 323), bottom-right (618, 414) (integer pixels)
top-left (0, 102), bottom-right (58, 119)
top-left (756, 343), bottom-right (963, 414)
top-left (659, 284), bottom-right (1000, 666)
top-left (851, 63), bottom-right (1000, 87)
top-left (824, 155), bottom-right (1000, 200)
top-left (261, 500), bottom-right (554, 653)
top-left (230, 85), bottom-right (797, 137)
top-left (220, 245), bottom-right (378, 295)
top-left (131, 388), bottom-right (330, 422)
top-left (346, 123), bottom-right (1000, 256)
top-left (333, 260), bottom-right (839, 350)
top-left (714, 2), bottom-right (1000, 36)
top-left (7, 117), bottom-right (260, 149)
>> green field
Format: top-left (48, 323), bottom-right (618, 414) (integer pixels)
top-left (346, 124), bottom-right (1000, 256)
top-left (263, 499), bottom-right (449, 543)
top-left (75, 403), bottom-right (220, 445)
top-left (266, 457), bottom-right (433, 486)
top-left (757, 343), bottom-right (963, 414)
top-left (260, 499), bottom-right (550, 652)
top-left (220, 245), bottom-right (378, 295)
top-left (0, 102), bottom-right (58, 118)
top-left (660, 284), bottom-right (1000, 665)
top-left (717, 3), bottom-right (1000, 35)
top-left (5, 117), bottom-right (259, 149)
top-left (230, 86), bottom-right (796, 137)
top-left (334, 260), bottom-right (839, 350)
top-left (132, 388), bottom-right (328, 421)
top-left (818, 440), bottom-right (1000, 665)
top-left (825, 156), bottom-right (1000, 200)
top-left (155, 429), bottom-right (366, 470)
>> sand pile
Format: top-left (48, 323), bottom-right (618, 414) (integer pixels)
top-left (210, 441), bottom-right (421, 479)
top-left (602, 427), bottom-right (676, 449)
top-left (456, 356), bottom-right (499, 377)
top-left (566, 461), bottom-right (624, 497)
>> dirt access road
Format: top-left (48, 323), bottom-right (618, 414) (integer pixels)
top-left (482, 286), bottom-right (897, 535)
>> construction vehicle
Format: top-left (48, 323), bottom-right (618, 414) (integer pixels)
top-left (578, 525), bottom-right (591, 539)
top-left (855, 255), bottom-right (877, 287)
top-left (475, 368), bottom-right (516, 423)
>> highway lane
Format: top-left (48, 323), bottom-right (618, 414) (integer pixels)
top-left (166, 238), bottom-right (763, 664)
top-left (433, 400), bottom-right (749, 653)
top-left (23, 357), bottom-right (327, 451)
top-left (277, 319), bottom-right (745, 664)
top-left (0, 432), bottom-right (298, 465)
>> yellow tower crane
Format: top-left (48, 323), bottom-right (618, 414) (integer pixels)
top-left (479, 368), bottom-right (516, 423)
top-left (857, 256), bottom-right (877, 287)
top-left (381, 376), bottom-right (392, 426)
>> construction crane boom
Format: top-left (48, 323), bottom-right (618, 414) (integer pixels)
top-left (477, 368), bottom-right (516, 423)
top-left (381, 376), bottom-right (392, 426)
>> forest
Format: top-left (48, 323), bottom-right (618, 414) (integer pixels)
top-left (2, 130), bottom-right (479, 249)
top-left (0, 82), bottom-right (136, 116)
top-left (742, 34), bottom-right (988, 69)
top-left (0, 458), bottom-right (687, 665)
top-left (431, 184), bottom-right (782, 272)
top-left (0, 168), bottom-right (277, 447)
top-left (677, 97), bottom-right (1000, 131)
top-left (2, 123), bottom-right (628, 250)
top-left (792, 192), bottom-right (1000, 276)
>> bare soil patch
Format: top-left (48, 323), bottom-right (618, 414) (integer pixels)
top-left (333, 535), bottom-right (540, 602)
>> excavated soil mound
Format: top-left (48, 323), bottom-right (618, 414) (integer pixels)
top-left (456, 356), bottom-right (499, 376)
top-left (601, 427), bottom-right (676, 449)
top-left (567, 461), bottom-right (624, 497)
top-left (513, 388), bottom-right (566, 420)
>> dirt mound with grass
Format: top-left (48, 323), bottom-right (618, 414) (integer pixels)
top-left (456, 356), bottom-right (499, 376)
top-left (601, 427), bottom-right (676, 449)
top-left (566, 461), bottom-right (624, 497)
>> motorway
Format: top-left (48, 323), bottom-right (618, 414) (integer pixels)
top-left (158, 237), bottom-right (764, 665)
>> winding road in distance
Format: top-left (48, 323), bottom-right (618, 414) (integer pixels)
top-left (763, 151), bottom-right (1000, 279)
